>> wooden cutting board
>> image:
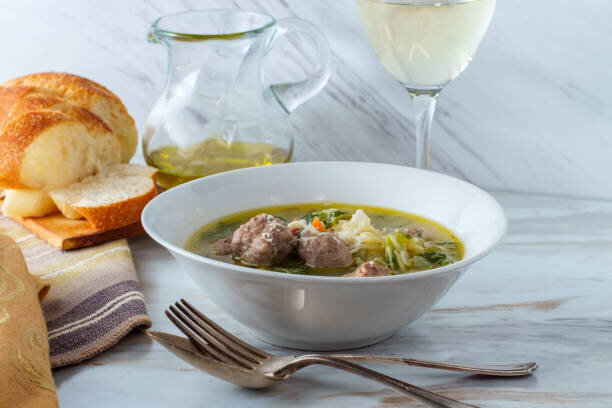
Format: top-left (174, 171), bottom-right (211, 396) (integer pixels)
top-left (1, 199), bottom-right (144, 250)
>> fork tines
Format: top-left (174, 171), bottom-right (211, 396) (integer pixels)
top-left (165, 299), bottom-right (269, 370)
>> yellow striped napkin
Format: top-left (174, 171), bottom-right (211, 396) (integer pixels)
top-left (0, 216), bottom-right (152, 367)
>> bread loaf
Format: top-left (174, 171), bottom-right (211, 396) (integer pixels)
top-left (3, 72), bottom-right (137, 161)
top-left (0, 73), bottom-right (138, 217)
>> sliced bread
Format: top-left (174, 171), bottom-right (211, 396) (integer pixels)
top-left (3, 72), bottom-right (138, 162)
top-left (49, 164), bottom-right (157, 230)
top-left (0, 73), bottom-right (138, 218)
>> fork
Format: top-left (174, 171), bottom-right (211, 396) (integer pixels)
top-left (163, 299), bottom-right (484, 408)
top-left (163, 299), bottom-right (537, 376)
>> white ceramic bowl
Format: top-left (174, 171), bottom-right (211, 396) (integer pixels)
top-left (142, 162), bottom-right (506, 350)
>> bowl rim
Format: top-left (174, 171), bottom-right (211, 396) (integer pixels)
top-left (142, 161), bottom-right (507, 284)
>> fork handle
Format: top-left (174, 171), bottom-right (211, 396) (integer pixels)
top-left (328, 354), bottom-right (538, 376)
top-left (272, 355), bottom-right (480, 408)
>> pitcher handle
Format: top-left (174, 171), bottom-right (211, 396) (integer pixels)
top-left (266, 18), bottom-right (331, 114)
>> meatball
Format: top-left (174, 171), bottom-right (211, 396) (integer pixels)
top-left (215, 237), bottom-right (232, 255)
top-left (230, 214), bottom-right (294, 266)
top-left (399, 226), bottom-right (425, 238)
top-left (298, 232), bottom-right (353, 268)
top-left (344, 261), bottom-right (391, 277)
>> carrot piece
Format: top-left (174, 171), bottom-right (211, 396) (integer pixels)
top-left (312, 217), bottom-right (326, 232)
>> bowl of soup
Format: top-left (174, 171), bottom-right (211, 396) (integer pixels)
top-left (142, 162), bottom-right (506, 350)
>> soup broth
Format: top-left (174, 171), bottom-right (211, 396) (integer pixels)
top-left (186, 203), bottom-right (463, 277)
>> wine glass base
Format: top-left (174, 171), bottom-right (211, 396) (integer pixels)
top-left (404, 85), bottom-right (443, 98)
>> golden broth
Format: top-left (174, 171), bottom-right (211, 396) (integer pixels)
top-left (186, 203), bottom-right (464, 277)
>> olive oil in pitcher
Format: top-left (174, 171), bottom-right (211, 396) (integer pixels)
top-left (145, 138), bottom-right (291, 189)
top-left (144, 10), bottom-right (330, 189)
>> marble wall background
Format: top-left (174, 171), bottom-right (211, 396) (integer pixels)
top-left (1, 0), bottom-right (610, 199)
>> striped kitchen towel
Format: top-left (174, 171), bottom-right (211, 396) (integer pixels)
top-left (0, 216), bottom-right (152, 368)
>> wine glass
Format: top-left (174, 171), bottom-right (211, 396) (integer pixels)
top-left (357, 0), bottom-right (496, 169)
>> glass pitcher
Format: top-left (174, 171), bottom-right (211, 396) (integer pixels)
top-left (143, 10), bottom-right (331, 189)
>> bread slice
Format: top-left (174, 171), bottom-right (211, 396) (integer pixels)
top-left (49, 164), bottom-right (157, 230)
top-left (89, 163), bottom-right (157, 179)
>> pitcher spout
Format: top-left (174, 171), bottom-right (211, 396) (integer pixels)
top-left (147, 27), bottom-right (161, 44)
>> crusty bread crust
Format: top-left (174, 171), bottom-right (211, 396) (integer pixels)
top-left (72, 184), bottom-right (156, 230)
top-left (6, 91), bottom-right (64, 114)
top-left (0, 86), bottom-right (32, 122)
top-left (4, 72), bottom-right (121, 104)
top-left (6, 91), bottom-right (114, 137)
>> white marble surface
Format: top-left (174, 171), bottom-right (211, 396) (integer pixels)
top-left (1, 1), bottom-right (610, 199)
top-left (53, 191), bottom-right (612, 407)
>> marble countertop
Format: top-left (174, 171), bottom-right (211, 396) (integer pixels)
top-left (2, 0), bottom-right (611, 199)
top-left (53, 191), bottom-right (612, 407)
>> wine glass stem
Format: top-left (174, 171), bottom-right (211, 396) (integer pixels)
top-left (411, 94), bottom-right (437, 169)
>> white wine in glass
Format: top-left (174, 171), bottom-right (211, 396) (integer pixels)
top-left (357, 0), bottom-right (496, 168)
